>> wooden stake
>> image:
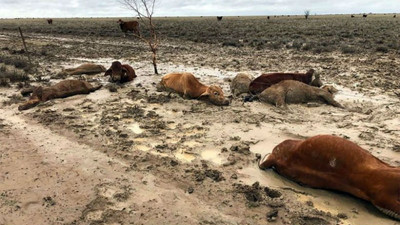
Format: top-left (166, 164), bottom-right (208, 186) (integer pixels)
top-left (18, 27), bottom-right (31, 64)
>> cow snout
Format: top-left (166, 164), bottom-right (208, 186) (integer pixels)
top-left (111, 75), bottom-right (121, 82)
top-left (222, 99), bottom-right (230, 106)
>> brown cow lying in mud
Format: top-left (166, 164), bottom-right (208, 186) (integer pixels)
top-left (259, 135), bottom-right (400, 220)
top-left (62, 63), bottom-right (106, 75)
top-left (157, 72), bottom-right (229, 106)
top-left (230, 73), bottom-right (253, 96)
top-left (249, 69), bottom-right (321, 94)
top-left (18, 80), bottom-right (102, 111)
top-left (258, 80), bottom-right (343, 108)
top-left (104, 61), bottom-right (136, 83)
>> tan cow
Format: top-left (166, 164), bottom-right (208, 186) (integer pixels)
top-left (258, 80), bottom-right (343, 108)
top-left (18, 80), bottom-right (102, 111)
top-left (259, 135), bottom-right (400, 220)
top-left (157, 72), bottom-right (229, 106)
top-left (62, 63), bottom-right (106, 75)
top-left (230, 73), bottom-right (253, 97)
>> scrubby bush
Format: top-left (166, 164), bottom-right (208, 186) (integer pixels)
top-left (0, 55), bottom-right (33, 72)
top-left (341, 45), bottom-right (358, 54)
top-left (376, 46), bottom-right (389, 53)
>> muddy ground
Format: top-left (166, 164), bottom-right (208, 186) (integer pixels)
top-left (0, 16), bottom-right (400, 225)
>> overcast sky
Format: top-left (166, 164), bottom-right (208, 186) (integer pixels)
top-left (0, 0), bottom-right (399, 18)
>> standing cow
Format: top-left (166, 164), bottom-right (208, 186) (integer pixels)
top-left (47, 19), bottom-right (53, 24)
top-left (118, 19), bottom-right (140, 36)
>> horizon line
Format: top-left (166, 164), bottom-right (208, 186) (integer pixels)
top-left (0, 12), bottom-right (398, 19)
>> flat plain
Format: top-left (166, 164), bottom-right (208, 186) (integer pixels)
top-left (0, 15), bottom-right (399, 225)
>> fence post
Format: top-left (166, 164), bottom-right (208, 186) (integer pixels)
top-left (18, 27), bottom-right (31, 64)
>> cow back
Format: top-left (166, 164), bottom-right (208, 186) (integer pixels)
top-left (249, 71), bottom-right (313, 94)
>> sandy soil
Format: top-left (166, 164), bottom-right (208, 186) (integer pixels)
top-left (0, 26), bottom-right (400, 225)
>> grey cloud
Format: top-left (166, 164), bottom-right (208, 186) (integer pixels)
top-left (0, 0), bottom-right (398, 18)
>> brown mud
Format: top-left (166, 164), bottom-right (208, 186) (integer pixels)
top-left (1, 16), bottom-right (400, 225)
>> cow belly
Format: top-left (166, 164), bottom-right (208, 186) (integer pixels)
top-left (275, 160), bottom-right (370, 201)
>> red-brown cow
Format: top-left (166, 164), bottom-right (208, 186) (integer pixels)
top-left (259, 135), bottom-right (400, 220)
top-left (47, 19), bottom-right (53, 24)
top-left (118, 19), bottom-right (140, 36)
top-left (249, 69), bottom-right (318, 94)
top-left (104, 61), bottom-right (136, 83)
top-left (157, 72), bottom-right (229, 106)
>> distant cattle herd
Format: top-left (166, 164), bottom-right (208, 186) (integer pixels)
top-left (44, 14), bottom-right (397, 30)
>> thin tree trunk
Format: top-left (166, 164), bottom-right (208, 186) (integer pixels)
top-left (152, 51), bottom-right (158, 74)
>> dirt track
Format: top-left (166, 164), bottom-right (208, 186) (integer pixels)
top-left (1, 16), bottom-right (400, 225)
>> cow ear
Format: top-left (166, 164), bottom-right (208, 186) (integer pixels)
top-left (198, 87), bottom-right (210, 98)
top-left (104, 69), bottom-right (112, 76)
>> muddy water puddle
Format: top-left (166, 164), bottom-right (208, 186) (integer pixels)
top-left (127, 123), bottom-right (143, 134)
top-left (335, 85), bottom-right (396, 105)
top-left (175, 149), bottom-right (196, 162)
top-left (158, 62), bottom-right (262, 80)
top-left (200, 149), bottom-right (225, 165)
top-left (86, 89), bottom-right (112, 102)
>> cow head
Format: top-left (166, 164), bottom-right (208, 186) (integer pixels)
top-left (117, 19), bottom-right (125, 25)
top-left (321, 85), bottom-right (338, 95)
top-left (18, 86), bottom-right (43, 111)
top-left (310, 72), bottom-right (323, 87)
top-left (105, 61), bottom-right (126, 83)
top-left (199, 85), bottom-right (229, 106)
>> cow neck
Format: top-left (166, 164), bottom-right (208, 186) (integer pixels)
top-left (193, 83), bottom-right (208, 97)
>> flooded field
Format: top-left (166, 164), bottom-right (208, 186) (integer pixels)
top-left (0, 16), bottom-right (400, 225)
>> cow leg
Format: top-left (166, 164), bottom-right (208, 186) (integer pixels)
top-left (275, 94), bottom-right (286, 108)
top-left (182, 93), bottom-right (191, 99)
top-left (318, 91), bottom-right (343, 108)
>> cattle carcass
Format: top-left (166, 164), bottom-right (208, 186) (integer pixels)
top-left (18, 80), bottom-right (102, 111)
top-left (104, 61), bottom-right (136, 83)
top-left (258, 80), bottom-right (343, 108)
top-left (63, 63), bottom-right (106, 75)
top-left (118, 19), bottom-right (140, 36)
top-left (249, 69), bottom-right (318, 94)
top-left (230, 73), bottom-right (253, 96)
top-left (259, 135), bottom-right (400, 220)
top-left (157, 72), bottom-right (229, 106)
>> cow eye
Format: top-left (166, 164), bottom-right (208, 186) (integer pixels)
top-left (214, 92), bottom-right (219, 96)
